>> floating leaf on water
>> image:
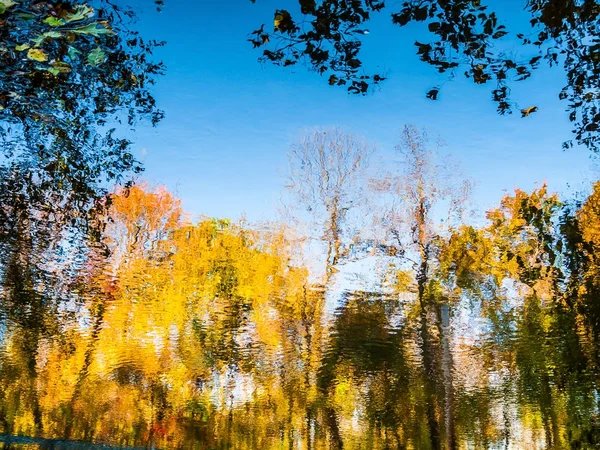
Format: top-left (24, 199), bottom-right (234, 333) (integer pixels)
top-left (50, 61), bottom-right (72, 74)
top-left (27, 48), bottom-right (48, 62)
top-left (15, 43), bottom-right (30, 51)
top-left (31, 31), bottom-right (62, 47)
top-left (65, 5), bottom-right (94, 23)
top-left (44, 16), bottom-right (65, 27)
top-left (67, 46), bottom-right (81, 60)
top-left (43, 31), bottom-right (62, 39)
top-left (14, 11), bottom-right (36, 20)
top-left (0, 0), bottom-right (16, 14)
top-left (87, 47), bottom-right (106, 66)
top-left (73, 22), bottom-right (114, 37)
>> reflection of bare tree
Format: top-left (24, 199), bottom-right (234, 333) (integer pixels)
top-left (286, 129), bottom-right (374, 448)
top-left (371, 125), bottom-right (471, 449)
top-left (286, 128), bottom-right (374, 283)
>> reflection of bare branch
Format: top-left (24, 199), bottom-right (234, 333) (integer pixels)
top-left (285, 128), bottom-right (374, 281)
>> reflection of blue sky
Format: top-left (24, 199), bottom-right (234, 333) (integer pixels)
top-left (125, 0), bottom-right (596, 223)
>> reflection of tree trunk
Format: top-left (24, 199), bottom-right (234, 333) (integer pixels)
top-left (394, 428), bottom-right (406, 450)
top-left (382, 370), bottom-right (406, 450)
top-left (502, 379), bottom-right (511, 450)
top-left (439, 304), bottom-right (455, 450)
top-left (23, 330), bottom-right (43, 434)
top-left (149, 376), bottom-right (169, 449)
top-left (0, 406), bottom-right (9, 434)
top-left (64, 296), bottom-right (108, 440)
top-left (302, 285), bottom-right (325, 450)
top-left (325, 197), bottom-right (341, 283)
top-left (18, 295), bottom-right (44, 433)
top-left (417, 258), bottom-right (440, 450)
top-left (331, 200), bottom-right (341, 269)
top-left (529, 294), bottom-right (560, 450)
top-left (6, 249), bottom-right (44, 434)
top-left (419, 310), bottom-right (440, 450)
top-left (287, 398), bottom-right (294, 450)
top-left (304, 325), bottom-right (314, 450)
top-left (413, 171), bottom-right (444, 450)
top-left (326, 406), bottom-right (344, 450)
top-left (321, 221), bottom-right (346, 450)
top-left (225, 375), bottom-right (235, 447)
top-left (540, 373), bottom-right (560, 450)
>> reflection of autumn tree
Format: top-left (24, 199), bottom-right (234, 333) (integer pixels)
top-left (370, 125), bottom-right (472, 450)
top-left (570, 182), bottom-right (600, 362)
top-left (0, 3), bottom-right (166, 409)
top-left (0, 169), bottom-right (86, 437)
top-left (318, 290), bottom-right (413, 448)
top-left (484, 187), bottom-right (566, 447)
top-left (1, 228), bottom-right (47, 434)
top-left (3, 180), bottom-right (600, 448)
top-left (440, 185), bottom-right (600, 448)
top-left (62, 184), bottom-right (183, 440)
top-left (556, 182), bottom-right (600, 447)
top-left (16, 184), bottom-right (319, 448)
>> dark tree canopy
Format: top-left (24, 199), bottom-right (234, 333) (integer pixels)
top-left (249, 0), bottom-right (600, 152)
top-left (0, 0), bottom-right (165, 357)
top-left (0, 0), bottom-right (165, 231)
